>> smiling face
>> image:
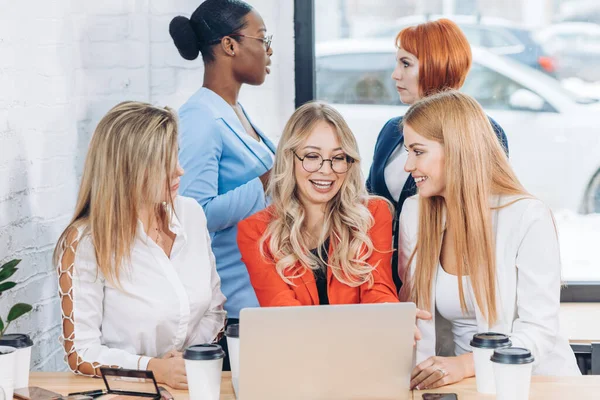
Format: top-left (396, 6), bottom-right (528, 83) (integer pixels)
top-left (403, 123), bottom-right (446, 198)
top-left (294, 121), bottom-right (349, 208)
top-left (391, 45), bottom-right (421, 105)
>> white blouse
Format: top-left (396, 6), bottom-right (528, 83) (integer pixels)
top-left (384, 143), bottom-right (410, 202)
top-left (435, 265), bottom-right (478, 356)
top-left (57, 195), bottom-right (226, 375)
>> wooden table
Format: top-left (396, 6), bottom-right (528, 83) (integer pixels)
top-left (30, 372), bottom-right (600, 399)
top-left (416, 376), bottom-right (600, 399)
top-left (29, 372), bottom-right (235, 400)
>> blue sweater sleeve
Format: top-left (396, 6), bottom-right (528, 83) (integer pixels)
top-left (178, 106), bottom-right (266, 233)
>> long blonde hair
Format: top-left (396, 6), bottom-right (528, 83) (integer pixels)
top-left (53, 101), bottom-right (179, 286)
top-left (403, 90), bottom-right (528, 325)
top-left (261, 101), bottom-right (388, 287)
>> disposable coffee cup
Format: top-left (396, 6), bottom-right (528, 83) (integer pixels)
top-left (491, 347), bottom-right (535, 400)
top-left (225, 324), bottom-right (240, 399)
top-left (0, 334), bottom-right (33, 389)
top-left (0, 346), bottom-right (17, 400)
top-left (470, 332), bottom-right (511, 394)
top-left (183, 344), bottom-right (224, 400)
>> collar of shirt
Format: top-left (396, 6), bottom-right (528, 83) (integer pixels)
top-left (135, 199), bottom-right (188, 254)
top-left (196, 87), bottom-right (276, 154)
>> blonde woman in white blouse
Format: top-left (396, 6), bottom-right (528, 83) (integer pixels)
top-left (398, 91), bottom-right (579, 391)
top-left (53, 101), bottom-right (226, 389)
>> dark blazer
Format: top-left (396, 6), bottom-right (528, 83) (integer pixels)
top-left (366, 115), bottom-right (509, 290)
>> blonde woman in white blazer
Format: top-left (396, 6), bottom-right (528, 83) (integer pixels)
top-left (397, 91), bottom-right (580, 391)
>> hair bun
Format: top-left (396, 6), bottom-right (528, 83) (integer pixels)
top-left (169, 16), bottom-right (201, 61)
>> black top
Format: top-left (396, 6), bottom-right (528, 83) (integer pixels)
top-left (366, 115), bottom-right (509, 291)
top-left (309, 238), bottom-right (330, 305)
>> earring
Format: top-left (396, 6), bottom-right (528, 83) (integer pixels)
top-left (231, 51), bottom-right (235, 56)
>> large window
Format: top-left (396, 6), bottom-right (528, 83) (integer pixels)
top-left (295, 0), bottom-right (600, 300)
top-left (316, 52), bottom-right (399, 105)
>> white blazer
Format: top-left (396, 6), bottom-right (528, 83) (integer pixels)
top-left (399, 194), bottom-right (580, 376)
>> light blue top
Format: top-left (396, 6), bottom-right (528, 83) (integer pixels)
top-left (178, 87), bottom-right (276, 318)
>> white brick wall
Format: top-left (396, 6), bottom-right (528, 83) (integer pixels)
top-left (0, 0), bottom-right (295, 371)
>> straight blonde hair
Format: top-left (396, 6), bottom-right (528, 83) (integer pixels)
top-left (402, 90), bottom-right (529, 325)
top-left (261, 101), bottom-right (390, 287)
top-left (53, 101), bottom-right (179, 286)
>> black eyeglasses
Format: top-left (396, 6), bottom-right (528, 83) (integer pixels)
top-left (293, 151), bottom-right (354, 174)
top-left (208, 34), bottom-right (273, 52)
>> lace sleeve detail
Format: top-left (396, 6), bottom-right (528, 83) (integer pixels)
top-left (57, 228), bottom-right (118, 376)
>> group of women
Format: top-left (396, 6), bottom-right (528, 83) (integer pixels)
top-left (53, 0), bottom-right (580, 391)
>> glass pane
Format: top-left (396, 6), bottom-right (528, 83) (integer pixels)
top-left (484, 29), bottom-right (521, 47)
top-left (460, 26), bottom-right (485, 46)
top-left (316, 53), bottom-right (399, 105)
top-left (314, 0), bottom-right (600, 284)
top-left (462, 63), bottom-right (552, 111)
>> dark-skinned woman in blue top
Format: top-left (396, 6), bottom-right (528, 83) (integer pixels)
top-left (365, 19), bottom-right (509, 290)
top-left (169, 0), bottom-right (275, 370)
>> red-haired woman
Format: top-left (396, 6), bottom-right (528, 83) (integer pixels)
top-left (366, 19), bottom-right (509, 290)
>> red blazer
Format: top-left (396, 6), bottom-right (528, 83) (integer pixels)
top-left (237, 198), bottom-right (399, 306)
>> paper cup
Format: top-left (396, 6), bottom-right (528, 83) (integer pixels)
top-left (183, 344), bottom-right (224, 400)
top-left (491, 347), bottom-right (535, 400)
top-left (0, 334), bottom-right (34, 389)
top-left (0, 346), bottom-right (16, 400)
top-left (470, 332), bottom-right (511, 394)
top-left (225, 324), bottom-right (240, 399)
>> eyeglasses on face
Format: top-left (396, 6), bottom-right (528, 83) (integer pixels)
top-left (293, 151), bottom-right (354, 174)
top-left (208, 34), bottom-right (273, 52)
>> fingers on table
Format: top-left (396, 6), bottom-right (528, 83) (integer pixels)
top-left (415, 367), bottom-right (446, 390)
top-left (173, 381), bottom-right (189, 390)
top-left (411, 357), bottom-right (436, 379)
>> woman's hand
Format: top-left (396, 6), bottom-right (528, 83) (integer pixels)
top-left (148, 354), bottom-right (187, 389)
top-left (410, 353), bottom-right (474, 390)
top-left (259, 169), bottom-right (271, 191)
top-left (161, 349), bottom-right (183, 359)
top-left (413, 308), bottom-right (432, 345)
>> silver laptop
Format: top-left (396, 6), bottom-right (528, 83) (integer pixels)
top-left (239, 302), bottom-right (416, 400)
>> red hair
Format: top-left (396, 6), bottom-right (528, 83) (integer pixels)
top-left (396, 19), bottom-right (472, 97)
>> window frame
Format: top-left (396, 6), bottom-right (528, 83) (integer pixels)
top-left (293, 0), bottom-right (600, 301)
top-left (294, 0), bottom-right (315, 108)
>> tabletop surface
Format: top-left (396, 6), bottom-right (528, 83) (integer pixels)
top-left (415, 375), bottom-right (600, 400)
top-left (29, 372), bottom-right (235, 400)
top-left (29, 372), bottom-right (600, 400)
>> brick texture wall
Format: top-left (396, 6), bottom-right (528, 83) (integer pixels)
top-left (0, 0), bottom-right (294, 371)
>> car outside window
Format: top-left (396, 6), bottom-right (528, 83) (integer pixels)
top-left (483, 28), bottom-right (522, 48)
top-left (316, 53), bottom-right (399, 105)
top-left (462, 63), bottom-right (552, 111)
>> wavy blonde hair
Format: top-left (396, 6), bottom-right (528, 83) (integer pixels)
top-left (402, 91), bottom-right (529, 325)
top-left (53, 101), bottom-right (179, 286)
top-left (261, 101), bottom-right (388, 287)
